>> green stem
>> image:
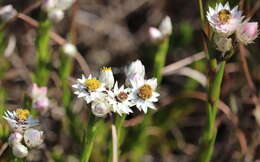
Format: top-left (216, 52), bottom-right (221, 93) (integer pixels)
top-left (153, 38), bottom-right (170, 85)
top-left (199, 61), bottom-right (226, 162)
top-left (80, 114), bottom-right (102, 162)
top-left (197, 0), bottom-right (205, 26)
top-left (34, 14), bottom-right (52, 86)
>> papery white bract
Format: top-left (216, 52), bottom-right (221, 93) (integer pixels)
top-left (24, 129), bottom-right (44, 148)
top-left (8, 132), bottom-right (23, 146)
top-left (124, 59), bottom-right (145, 87)
top-left (107, 82), bottom-right (133, 116)
top-left (91, 96), bottom-right (111, 117)
top-left (72, 75), bottom-right (105, 103)
top-left (12, 143), bottom-right (28, 158)
top-left (214, 35), bottom-right (233, 53)
top-left (236, 21), bottom-right (259, 45)
top-left (3, 109), bottom-right (39, 133)
top-left (129, 78), bottom-right (159, 113)
top-left (0, 5), bottom-right (17, 22)
top-left (99, 67), bottom-right (115, 90)
top-left (207, 2), bottom-right (244, 36)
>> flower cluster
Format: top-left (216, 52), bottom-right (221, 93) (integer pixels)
top-left (72, 60), bottom-right (160, 117)
top-left (149, 16), bottom-right (172, 42)
top-left (42, 0), bottom-right (75, 22)
top-left (3, 109), bottom-right (43, 158)
top-left (30, 84), bottom-right (49, 112)
top-left (207, 2), bottom-right (258, 52)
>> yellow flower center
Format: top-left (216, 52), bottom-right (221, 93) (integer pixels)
top-left (138, 84), bottom-right (152, 100)
top-left (16, 109), bottom-right (30, 121)
top-left (218, 9), bottom-right (231, 24)
top-left (85, 78), bottom-right (101, 91)
top-left (117, 92), bottom-right (128, 102)
top-left (101, 67), bottom-right (112, 71)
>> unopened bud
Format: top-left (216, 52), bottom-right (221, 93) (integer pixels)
top-left (24, 129), bottom-right (44, 148)
top-left (12, 143), bottom-right (28, 158)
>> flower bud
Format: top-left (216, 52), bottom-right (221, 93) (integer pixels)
top-left (91, 100), bottom-right (110, 117)
top-left (124, 60), bottom-right (145, 87)
top-left (149, 27), bottom-right (163, 42)
top-left (159, 16), bottom-right (172, 36)
top-left (214, 35), bottom-right (232, 53)
top-left (8, 132), bottom-right (23, 146)
top-left (12, 143), bottom-right (28, 158)
top-left (30, 84), bottom-right (49, 111)
top-left (42, 0), bottom-right (58, 11)
top-left (236, 22), bottom-right (258, 45)
top-left (48, 9), bottom-right (64, 22)
top-left (24, 129), bottom-right (44, 148)
top-left (99, 67), bottom-right (114, 90)
top-left (0, 5), bottom-right (17, 23)
top-left (56, 0), bottom-right (75, 10)
top-left (62, 43), bottom-right (77, 57)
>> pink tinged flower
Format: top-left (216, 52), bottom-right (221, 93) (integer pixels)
top-left (236, 22), bottom-right (259, 45)
top-left (8, 132), bottom-right (23, 146)
top-left (30, 84), bottom-right (49, 110)
top-left (149, 27), bottom-right (163, 42)
top-left (206, 2), bottom-right (244, 36)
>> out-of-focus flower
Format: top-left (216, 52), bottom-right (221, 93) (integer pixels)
top-left (149, 16), bottom-right (172, 42)
top-left (107, 82), bottom-right (133, 115)
top-left (30, 84), bottom-right (49, 111)
top-left (214, 35), bottom-right (233, 53)
top-left (72, 75), bottom-right (105, 103)
top-left (42, 0), bottom-right (75, 22)
top-left (3, 109), bottom-right (39, 132)
top-left (8, 132), bottom-right (23, 146)
top-left (91, 97), bottom-right (111, 117)
top-left (12, 143), bottom-right (28, 158)
top-left (99, 67), bottom-right (114, 90)
top-left (62, 43), bottom-right (77, 57)
top-left (129, 78), bottom-right (159, 113)
top-left (207, 2), bottom-right (244, 36)
top-left (0, 5), bottom-right (17, 23)
top-left (236, 21), bottom-right (259, 45)
top-left (24, 129), bottom-right (43, 148)
top-left (124, 59), bottom-right (145, 87)
top-left (48, 9), bottom-right (64, 22)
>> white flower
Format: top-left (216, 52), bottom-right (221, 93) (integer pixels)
top-left (107, 82), bottom-right (133, 116)
top-left (8, 132), bottom-right (23, 146)
top-left (129, 78), bottom-right (159, 113)
top-left (124, 60), bottom-right (145, 87)
top-left (48, 9), bottom-right (64, 22)
top-left (0, 5), bottom-right (17, 23)
top-left (72, 74), bottom-right (105, 103)
top-left (12, 143), bottom-right (28, 158)
top-left (207, 2), bottom-right (244, 36)
top-left (24, 129), bottom-right (44, 148)
top-left (99, 67), bottom-right (115, 90)
top-left (214, 35), bottom-right (233, 53)
top-left (3, 109), bottom-right (39, 133)
top-left (43, 0), bottom-right (75, 11)
top-left (236, 21), bottom-right (259, 45)
top-left (30, 84), bottom-right (49, 111)
top-left (159, 16), bottom-right (172, 36)
top-left (91, 96), bottom-right (111, 117)
top-left (149, 16), bottom-right (172, 42)
top-left (62, 43), bottom-right (77, 57)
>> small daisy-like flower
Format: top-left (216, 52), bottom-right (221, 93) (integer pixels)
top-left (3, 109), bottom-right (39, 133)
top-left (207, 2), bottom-right (244, 36)
top-left (107, 82), bottom-right (133, 116)
top-left (99, 67), bottom-right (115, 90)
top-left (124, 60), bottom-right (145, 87)
top-left (236, 21), bottom-right (259, 45)
top-left (129, 78), bottom-right (159, 113)
top-left (72, 75), bottom-right (105, 103)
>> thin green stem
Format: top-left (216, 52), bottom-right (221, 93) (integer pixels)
top-left (197, 0), bottom-right (205, 26)
top-left (80, 114), bottom-right (103, 162)
top-left (199, 61), bottom-right (226, 162)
